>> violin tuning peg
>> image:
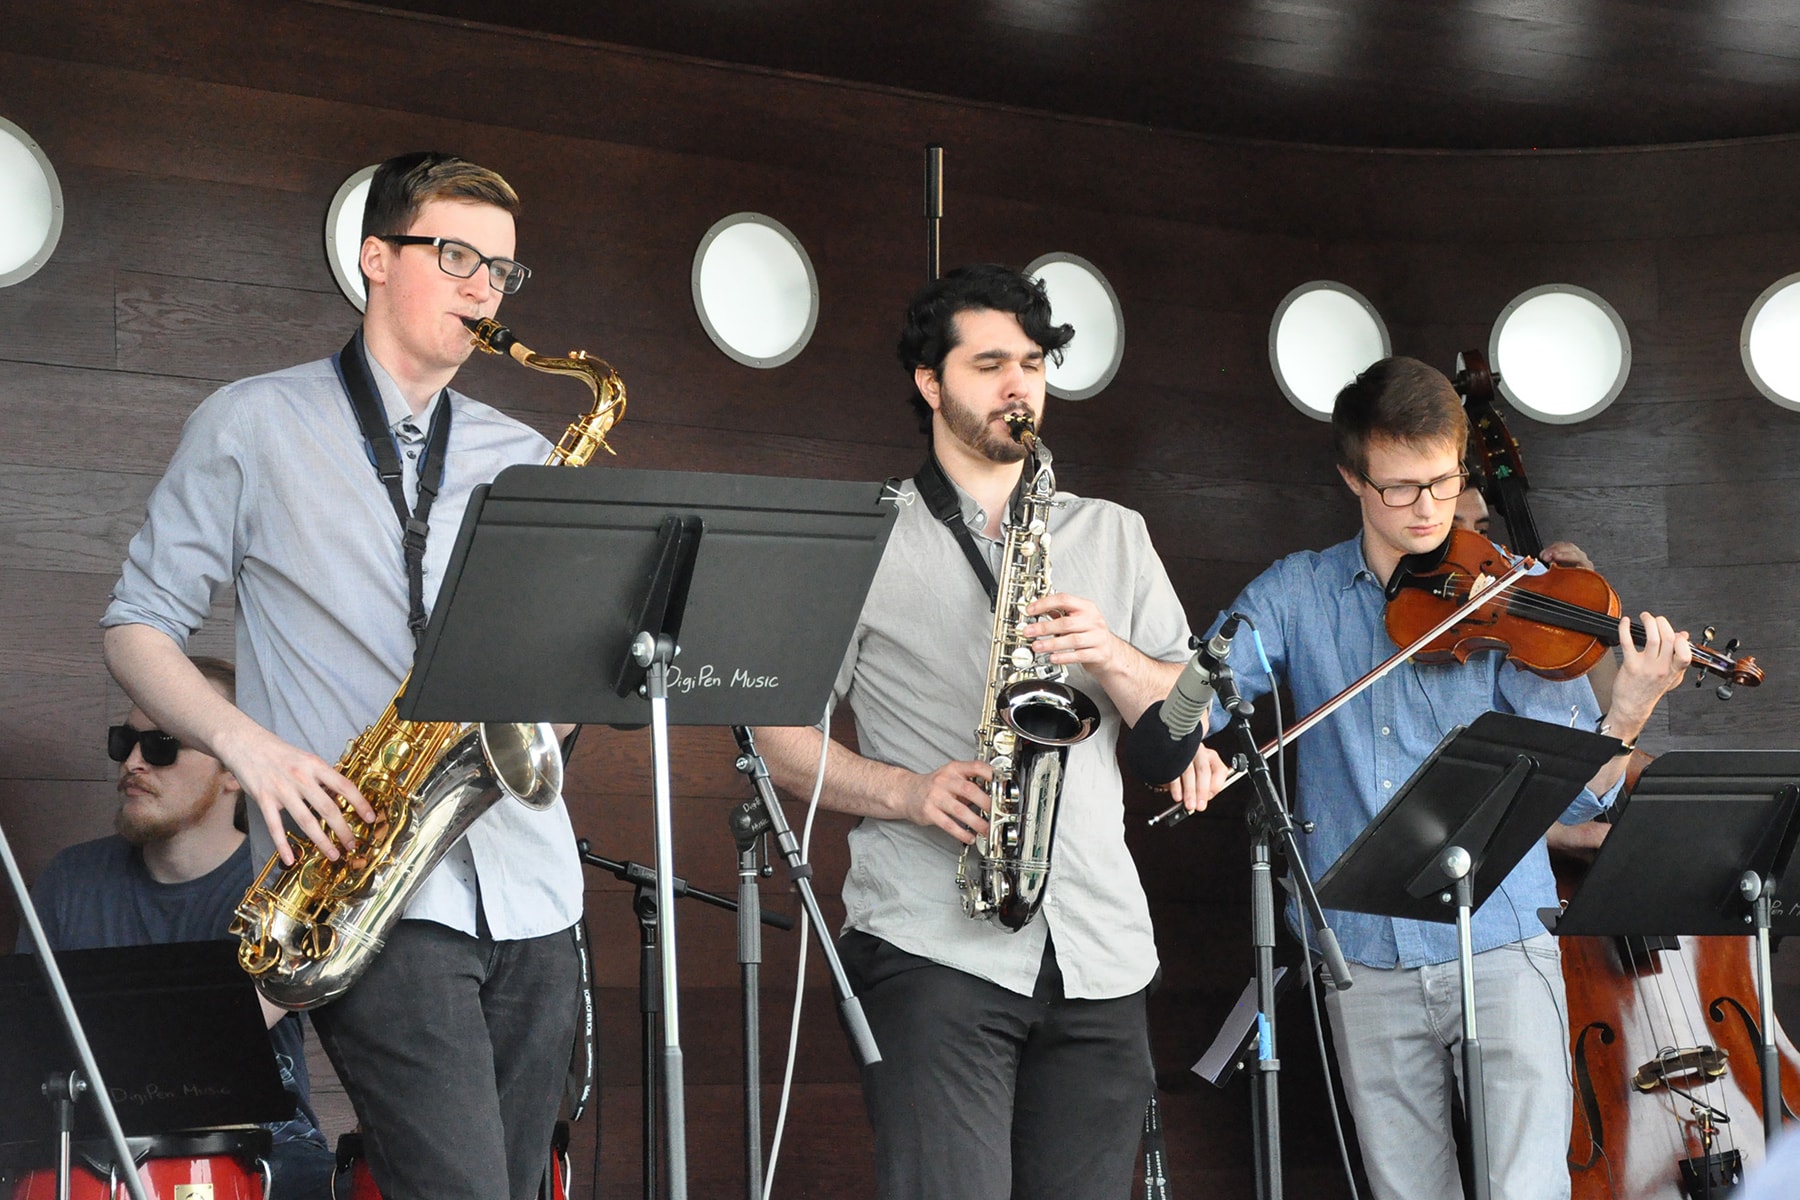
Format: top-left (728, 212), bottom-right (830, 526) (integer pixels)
top-left (1702, 624), bottom-right (1718, 646)
top-left (1716, 682), bottom-right (1736, 702)
top-left (1725, 637), bottom-right (1741, 656)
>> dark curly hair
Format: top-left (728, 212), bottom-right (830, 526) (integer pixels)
top-left (896, 264), bottom-right (1074, 435)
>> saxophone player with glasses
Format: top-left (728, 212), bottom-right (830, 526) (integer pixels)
top-left (755, 264), bottom-right (1231, 1200)
top-left (101, 152), bottom-right (583, 1200)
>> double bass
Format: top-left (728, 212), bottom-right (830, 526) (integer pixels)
top-left (1450, 350), bottom-right (1800, 1199)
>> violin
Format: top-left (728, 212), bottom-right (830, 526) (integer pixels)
top-left (1383, 528), bottom-right (1764, 693)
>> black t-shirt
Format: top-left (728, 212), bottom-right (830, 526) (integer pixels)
top-left (22, 836), bottom-right (321, 1137)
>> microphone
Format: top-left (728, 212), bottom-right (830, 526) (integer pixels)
top-left (1123, 614), bottom-right (1241, 786)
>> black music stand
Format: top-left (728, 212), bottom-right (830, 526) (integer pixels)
top-left (1544, 750), bottom-right (1800, 1139)
top-left (399, 465), bottom-right (899, 1200)
top-left (0, 941), bottom-right (291, 1184)
top-left (1315, 711), bottom-right (1620, 1200)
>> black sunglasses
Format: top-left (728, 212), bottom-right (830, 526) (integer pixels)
top-left (108, 724), bottom-right (183, 767)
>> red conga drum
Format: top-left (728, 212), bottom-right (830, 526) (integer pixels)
top-left (8, 1129), bottom-right (269, 1200)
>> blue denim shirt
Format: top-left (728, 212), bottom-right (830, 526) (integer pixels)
top-left (1209, 535), bottom-right (1614, 968)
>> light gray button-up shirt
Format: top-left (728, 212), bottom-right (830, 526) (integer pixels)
top-left (832, 476), bottom-right (1191, 999)
top-left (104, 350), bottom-right (583, 940)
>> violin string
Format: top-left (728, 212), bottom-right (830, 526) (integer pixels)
top-left (1440, 575), bottom-right (1735, 674)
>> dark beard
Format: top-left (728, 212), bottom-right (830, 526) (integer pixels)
top-left (938, 386), bottom-right (1033, 464)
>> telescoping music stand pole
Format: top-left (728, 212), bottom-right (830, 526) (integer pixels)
top-left (1315, 711), bottom-right (1620, 1200)
top-left (400, 465), bottom-right (898, 1200)
top-left (1545, 750), bottom-right (1800, 1143)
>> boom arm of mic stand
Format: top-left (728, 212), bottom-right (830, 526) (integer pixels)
top-left (575, 840), bottom-right (794, 931)
top-left (732, 726), bottom-right (882, 1066)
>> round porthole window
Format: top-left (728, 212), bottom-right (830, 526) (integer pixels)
top-left (1026, 253), bottom-right (1124, 400)
top-left (1269, 282), bottom-right (1390, 421)
top-left (692, 213), bottom-right (819, 368)
top-left (1742, 273), bottom-right (1800, 412)
top-left (0, 117), bottom-right (64, 288)
top-left (324, 165), bottom-right (377, 312)
top-left (1489, 285), bottom-right (1630, 424)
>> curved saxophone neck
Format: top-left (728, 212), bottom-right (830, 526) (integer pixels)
top-left (462, 316), bottom-right (628, 465)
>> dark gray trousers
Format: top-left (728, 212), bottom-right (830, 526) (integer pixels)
top-left (311, 919), bottom-right (579, 1200)
top-left (840, 930), bottom-right (1155, 1200)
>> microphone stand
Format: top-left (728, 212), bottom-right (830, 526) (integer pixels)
top-left (731, 727), bottom-right (882, 1069)
top-left (725, 797), bottom-right (778, 1200)
top-left (576, 841), bottom-right (792, 1200)
top-left (1208, 664), bottom-right (1352, 1200)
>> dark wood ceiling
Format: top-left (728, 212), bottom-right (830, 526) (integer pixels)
top-left (376, 0), bottom-right (1800, 150)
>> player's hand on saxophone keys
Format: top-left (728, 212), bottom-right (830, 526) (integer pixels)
top-left (899, 759), bottom-right (994, 845)
top-left (216, 723), bottom-right (376, 865)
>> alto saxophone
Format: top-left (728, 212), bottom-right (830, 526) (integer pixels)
top-left (231, 317), bottom-right (627, 1009)
top-left (956, 413), bottom-right (1101, 931)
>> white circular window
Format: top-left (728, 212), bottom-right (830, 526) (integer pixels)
top-left (0, 117), bottom-right (64, 287)
top-left (1742, 273), bottom-right (1800, 412)
top-left (1026, 253), bottom-right (1124, 400)
top-left (1489, 285), bottom-right (1630, 424)
top-left (324, 165), bottom-right (377, 312)
top-left (692, 213), bottom-right (819, 368)
top-left (1269, 282), bottom-right (1391, 421)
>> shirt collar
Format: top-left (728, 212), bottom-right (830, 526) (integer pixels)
top-left (1329, 533), bottom-right (1382, 593)
top-left (361, 345), bottom-right (444, 433)
top-left (941, 474), bottom-right (995, 539)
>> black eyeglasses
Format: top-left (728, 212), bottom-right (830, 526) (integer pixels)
top-left (1358, 470), bottom-right (1469, 508)
top-left (378, 235), bottom-right (531, 295)
top-left (108, 725), bottom-right (183, 767)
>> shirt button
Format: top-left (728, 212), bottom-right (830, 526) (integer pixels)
top-left (406, 450), bottom-right (417, 460)
top-left (1382, 779), bottom-right (1393, 789)
top-left (1381, 726), bottom-right (1391, 736)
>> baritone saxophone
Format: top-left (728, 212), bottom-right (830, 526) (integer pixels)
top-left (956, 412), bottom-right (1100, 931)
top-left (231, 317), bottom-right (627, 1010)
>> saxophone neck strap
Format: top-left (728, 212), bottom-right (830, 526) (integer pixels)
top-left (335, 331), bottom-right (454, 645)
top-left (915, 450), bottom-right (1000, 610)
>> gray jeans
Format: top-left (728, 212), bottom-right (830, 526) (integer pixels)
top-left (311, 918), bottom-right (579, 1200)
top-left (1324, 934), bottom-right (1572, 1200)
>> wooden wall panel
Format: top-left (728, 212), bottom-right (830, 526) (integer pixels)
top-left (2, 2), bottom-right (1798, 1197)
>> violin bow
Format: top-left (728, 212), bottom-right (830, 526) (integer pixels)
top-left (1150, 557), bottom-right (1534, 828)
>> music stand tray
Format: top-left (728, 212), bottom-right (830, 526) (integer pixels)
top-left (0, 941), bottom-right (291, 1154)
top-left (1314, 710), bottom-right (1619, 1200)
top-left (1316, 711), bottom-right (1619, 923)
top-left (1545, 750), bottom-right (1800, 938)
top-left (400, 465), bottom-right (898, 728)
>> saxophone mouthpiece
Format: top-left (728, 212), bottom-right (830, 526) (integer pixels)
top-left (462, 315), bottom-right (520, 358)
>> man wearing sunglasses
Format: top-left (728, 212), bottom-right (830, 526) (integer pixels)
top-left (23, 656), bottom-right (336, 1200)
top-left (100, 152), bottom-right (581, 1200)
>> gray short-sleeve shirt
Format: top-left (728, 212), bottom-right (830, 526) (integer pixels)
top-left (833, 476), bottom-right (1190, 999)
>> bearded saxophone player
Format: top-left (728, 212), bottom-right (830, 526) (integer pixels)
top-left (102, 152), bottom-right (595, 1200)
top-left (752, 264), bottom-right (1231, 1200)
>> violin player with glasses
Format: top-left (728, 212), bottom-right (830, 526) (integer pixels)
top-left (1187, 356), bottom-right (1695, 1200)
